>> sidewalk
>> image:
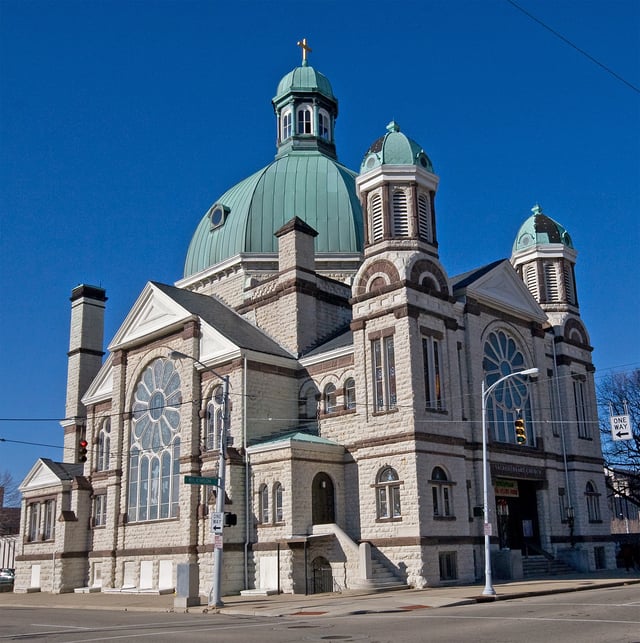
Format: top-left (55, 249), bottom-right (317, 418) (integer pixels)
top-left (1, 569), bottom-right (639, 617)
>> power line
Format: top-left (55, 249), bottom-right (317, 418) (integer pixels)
top-left (506, 0), bottom-right (640, 94)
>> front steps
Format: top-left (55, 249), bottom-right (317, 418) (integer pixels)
top-left (522, 555), bottom-right (575, 577)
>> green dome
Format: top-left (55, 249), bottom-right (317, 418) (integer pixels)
top-left (360, 121), bottom-right (434, 173)
top-left (513, 204), bottom-right (574, 253)
top-left (184, 151), bottom-right (363, 277)
top-left (274, 63), bottom-right (335, 102)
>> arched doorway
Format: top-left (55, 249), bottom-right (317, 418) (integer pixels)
top-left (312, 472), bottom-right (335, 524)
top-left (311, 556), bottom-right (333, 594)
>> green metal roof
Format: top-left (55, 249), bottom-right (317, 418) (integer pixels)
top-left (513, 204), bottom-right (574, 253)
top-left (274, 63), bottom-right (335, 102)
top-left (184, 151), bottom-right (363, 277)
top-left (360, 121), bottom-right (434, 173)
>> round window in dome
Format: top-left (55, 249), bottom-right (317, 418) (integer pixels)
top-left (519, 232), bottom-right (534, 247)
top-left (365, 154), bottom-right (377, 169)
top-left (209, 204), bottom-right (228, 230)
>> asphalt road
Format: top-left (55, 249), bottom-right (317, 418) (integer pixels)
top-left (1, 585), bottom-right (639, 642)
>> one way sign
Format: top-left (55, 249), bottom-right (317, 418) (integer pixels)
top-left (610, 415), bottom-right (632, 441)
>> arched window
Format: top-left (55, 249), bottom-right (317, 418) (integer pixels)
top-left (259, 484), bottom-right (269, 524)
top-left (297, 105), bottom-right (312, 134)
top-left (585, 481), bottom-right (601, 522)
top-left (375, 467), bottom-right (401, 520)
top-left (344, 378), bottom-right (356, 410)
top-left (430, 466), bottom-right (454, 517)
top-left (96, 418), bottom-right (111, 472)
top-left (273, 482), bottom-right (283, 523)
top-left (281, 109), bottom-right (292, 140)
top-left (205, 385), bottom-right (224, 450)
top-left (318, 110), bottom-right (330, 140)
top-left (483, 330), bottom-right (535, 445)
top-left (128, 358), bottom-right (182, 523)
top-left (392, 190), bottom-right (409, 237)
top-left (324, 383), bottom-right (337, 414)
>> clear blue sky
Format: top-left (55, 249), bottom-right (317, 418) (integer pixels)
top-left (1, 0), bottom-right (638, 493)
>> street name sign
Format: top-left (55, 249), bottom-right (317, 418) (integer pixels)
top-left (610, 415), bottom-right (632, 442)
top-left (184, 475), bottom-right (220, 486)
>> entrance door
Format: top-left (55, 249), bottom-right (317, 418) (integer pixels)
top-left (312, 472), bottom-right (335, 525)
top-left (495, 480), bottom-right (540, 552)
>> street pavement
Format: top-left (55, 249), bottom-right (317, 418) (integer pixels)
top-left (1, 568), bottom-right (639, 618)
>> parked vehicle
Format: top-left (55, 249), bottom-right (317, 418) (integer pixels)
top-left (0, 568), bottom-right (15, 591)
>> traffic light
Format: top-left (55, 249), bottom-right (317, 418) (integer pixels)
top-left (78, 439), bottom-right (88, 462)
top-left (223, 512), bottom-right (237, 527)
top-left (514, 418), bottom-right (527, 445)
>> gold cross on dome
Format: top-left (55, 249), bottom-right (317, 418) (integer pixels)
top-left (297, 38), bottom-right (312, 63)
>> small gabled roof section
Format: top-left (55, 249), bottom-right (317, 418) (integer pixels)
top-left (247, 429), bottom-right (343, 454)
top-left (452, 259), bottom-right (547, 323)
top-left (19, 458), bottom-right (85, 493)
top-left (108, 281), bottom-right (294, 361)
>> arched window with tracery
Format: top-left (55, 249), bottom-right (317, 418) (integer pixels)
top-left (483, 330), bottom-right (535, 445)
top-left (205, 385), bottom-right (224, 450)
top-left (297, 105), bottom-right (312, 134)
top-left (281, 109), bottom-right (292, 140)
top-left (430, 466), bottom-right (454, 517)
top-left (128, 358), bottom-right (182, 522)
top-left (324, 383), bottom-right (337, 414)
top-left (344, 378), bottom-right (356, 410)
top-left (259, 484), bottom-right (269, 524)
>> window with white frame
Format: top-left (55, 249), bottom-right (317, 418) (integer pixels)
top-left (344, 378), bottom-right (356, 410)
top-left (94, 494), bottom-right (107, 527)
top-left (42, 499), bottom-right (56, 540)
top-left (375, 466), bottom-right (401, 520)
top-left (281, 109), bottom-right (292, 140)
top-left (206, 385), bottom-right (225, 450)
top-left (318, 109), bottom-right (330, 140)
top-left (431, 467), bottom-right (454, 518)
top-left (96, 418), bottom-right (111, 472)
top-left (372, 335), bottom-right (397, 412)
top-left (324, 383), bottom-right (337, 414)
top-left (28, 502), bottom-right (40, 541)
top-left (573, 374), bottom-right (590, 438)
top-left (585, 481), bottom-right (601, 522)
top-left (259, 484), bottom-right (269, 524)
top-left (423, 335), bottom-right (444, 410)
top-left (297, 105), bottom-right (312, 134)
top-left (273, 482), bottom-right (283, 523)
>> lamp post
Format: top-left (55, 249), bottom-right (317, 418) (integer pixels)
top-left (170, 350), bottom-right (230, 608)
top-left (481, 367), bottom-right (538, 596)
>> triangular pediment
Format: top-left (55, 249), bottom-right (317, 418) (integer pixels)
top-left (82, 353), bottom-right (114, 405)
top-left (109, 283), bottom-right (190, 350)
top-left (19, 459), bottom-right (69, 493)
top-left (462, 262), bottom-right (547, 322)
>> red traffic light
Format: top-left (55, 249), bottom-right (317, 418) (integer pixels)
top-left (79, 439), bottom-right (88, 448)
top-left (78, 439), bottom-right (88, 462)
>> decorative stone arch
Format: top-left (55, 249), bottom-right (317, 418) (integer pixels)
top-left (563, 318), bottom-right (590, 347)
top-left (353, 259), bottom-right (400, 297)
top-left (409, 259), bottom-right (449, 296)
top-left (312, 472), bottom-right (335, 525)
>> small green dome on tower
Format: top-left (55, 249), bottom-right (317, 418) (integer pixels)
top-left (274, 64), bottom-right (335, 102)
top-left (513, 204), bottom-right (574, 253)
top-left (360, 121), bottom-right (434, 173)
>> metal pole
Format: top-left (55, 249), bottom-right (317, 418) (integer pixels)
top-left (481, 379), bottom-right (495, 596)
top-left (481, 367), bottom-right (538, 596)
top-left (210, 374), bottom-right (229, 608)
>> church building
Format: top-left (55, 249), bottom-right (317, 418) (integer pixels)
top-left (15, 43), bottom-right (612, 596)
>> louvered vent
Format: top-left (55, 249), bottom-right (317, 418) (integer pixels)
top-left (392, 190), bottom-right (409, 237)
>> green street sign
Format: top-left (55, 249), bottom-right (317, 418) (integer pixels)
top-left (184, 475), bottom-right (219, 486)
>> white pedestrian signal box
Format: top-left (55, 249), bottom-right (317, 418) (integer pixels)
top-left (610, 415), bottom-right (632, 441)
top-left (211, 511), bottom-right (224, 534)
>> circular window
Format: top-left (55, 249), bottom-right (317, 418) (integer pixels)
top-left (366, 154), bottom-right (377, 169)
top-left (132, 359), bottom-right (182, 451)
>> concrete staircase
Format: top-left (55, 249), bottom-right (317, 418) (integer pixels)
top-left (349, 557), bottom-right (409, 592)
top-left (522, 555), bottom-right (575, 578)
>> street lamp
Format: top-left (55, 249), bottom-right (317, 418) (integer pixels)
top-left (481, 366), bottom-right (538, 596)
top-left (170, 350), bottom-right (230, 608)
